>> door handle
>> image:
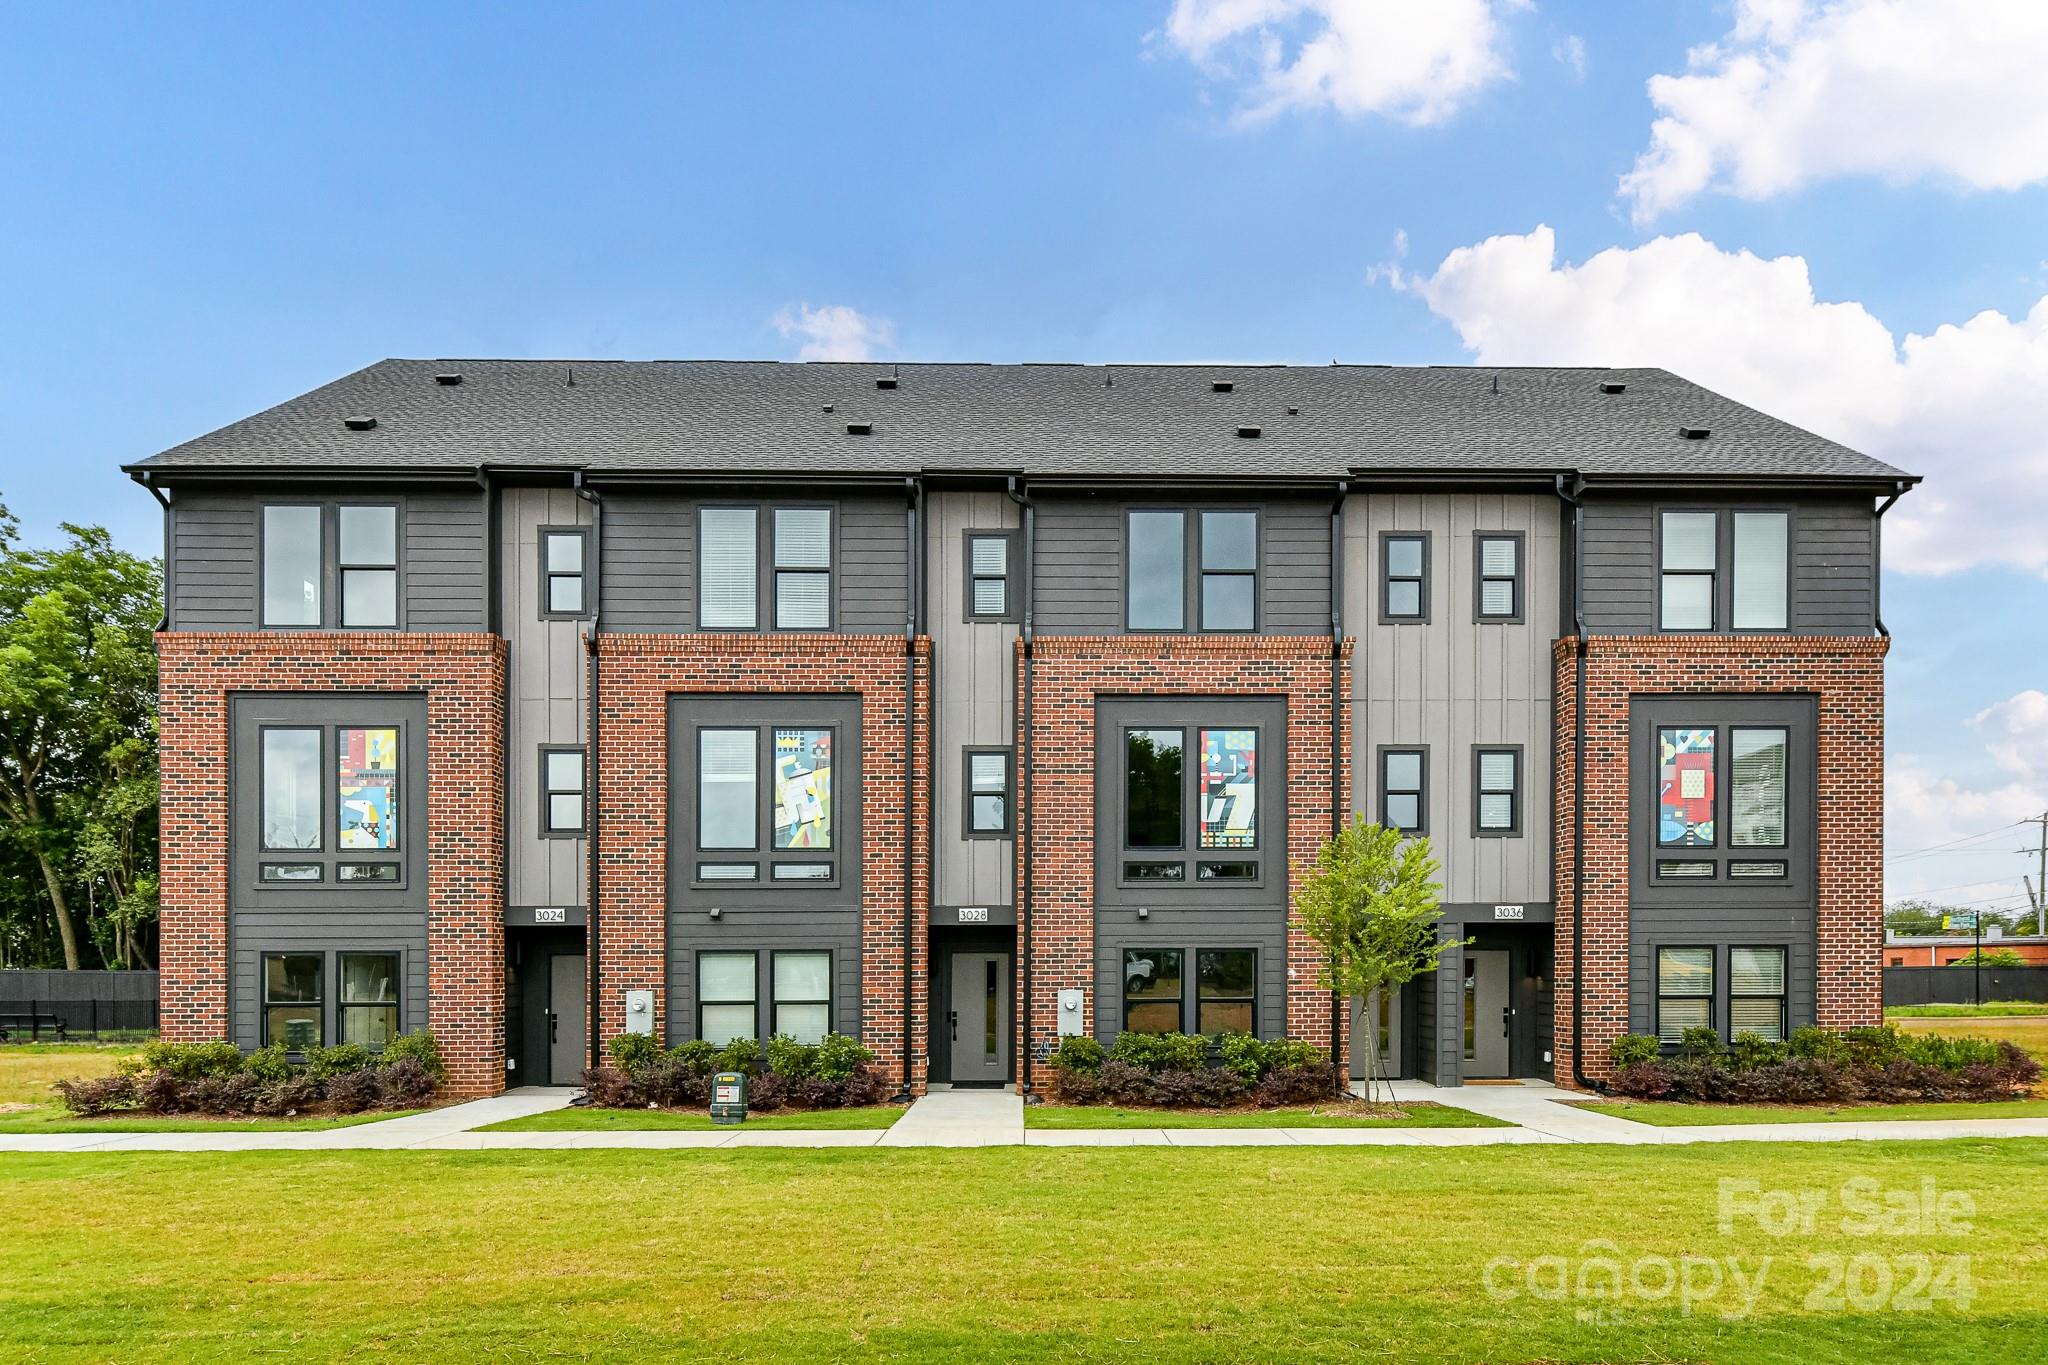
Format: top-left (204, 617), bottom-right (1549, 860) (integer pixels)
top-left (1501, 1007), bottom-right (1512, 1035)
top-left (549, 1012), bottom-right (558, 1045)
top-left (948, 1010), bottom-right (958, 1042)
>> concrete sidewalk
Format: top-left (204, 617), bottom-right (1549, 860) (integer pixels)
top-left (877, 1086), bottom-right (1025, 1147)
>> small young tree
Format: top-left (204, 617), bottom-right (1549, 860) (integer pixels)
top-left (1295, 815), bottom-right (1465, 1102)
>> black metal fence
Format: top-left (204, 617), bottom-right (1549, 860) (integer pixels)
top-left (1884, 965), bottom-right (2048, 1008)
top-left (0, 969), bottom-right (160, 1040)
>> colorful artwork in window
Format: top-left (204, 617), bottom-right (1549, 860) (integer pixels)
top-left (773, 728), bottom-right (832, 849)
top-left (1657, 727), bottom-right (1715, 847)
top-left (1198, 728), bottom-right (1257, 849)
top-left (338, 727), bottom-right (399, 850)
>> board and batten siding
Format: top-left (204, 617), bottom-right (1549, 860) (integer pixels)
top-left (503, 486), bottom-right (589, 909)
top-left (1344, 491), bottom-right (1558, 907)
top-left (1033, 494), bottom-right (1333, 635)
top-left (928, 490), bottom-right (1018, 909)
top-left (1579, 495), bottom-right (1877, 634)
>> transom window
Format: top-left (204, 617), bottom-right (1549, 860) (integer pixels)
top-left (539, 528), bottom-right (589, 617)
top-left (965, 531), bottom-right (1017, 621)
top-left (1121, 726), bottom-right (1262, 884)
top-left (1475, 533), bottom-right (1522, 621)
top-left (1474, 748), bottom-right (1520, 836)
top-left (1379, 748), bottom-right (1427, 834)
top-left (1125, 509), bottom-right (1260, 632)
top-left (1660, 509), bottom-right (1790, 631)
top-left (698, 505), bottom-right (835, 631)
top-left (1121, 947), bottom-right (1257, 1036)
top-left (1656, 946), bottom-right (1713, 1044)
top-left (262, 503), bottom-right (400, 629)
top-left (692, 726), bottom-right (836, 884)
top-left (258, 723), bottom-right (404, 884)
top-left (541, 747), bottom-right (586, 836)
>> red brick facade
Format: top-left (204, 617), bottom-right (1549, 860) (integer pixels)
top-left (156, 632), bottom-right (508, 1095)
top-left (591, 633), bottom-right (931, 1087)
top-left (1015, 636), bottom-right (1353, 1088)
top-left (1551, 634), bottom-right (1888, 1086)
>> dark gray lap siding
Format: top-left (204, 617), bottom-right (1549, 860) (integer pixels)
top-left (231, 915), bottom-right (428, 1050)
top-left (1092, 909), bottom-right (1289, 1039)
top-left (663, 912), bottom-right (863, 1042)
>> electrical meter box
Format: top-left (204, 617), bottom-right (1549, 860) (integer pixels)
top-left (1056, 988), bottom-right (1086, 1036)
top-left (623, 989), bottom-right (655, 1036)
top-left (710, 1070), bottom-right (749, 1125)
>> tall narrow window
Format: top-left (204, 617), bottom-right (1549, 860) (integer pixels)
top-left (337, 505), bottom-right (398, 628)
top-left (263, 953), bottom-right (323, 1050)
top-left (966, 532), bottom-right (1014, 620)
top-left (1197, 728), bottom-right (1257, 849)
top-left (698, 952), bottom-right (758, 1044)
top-left (1729, 947), bottom-right (1787, 1041)
top-left (1475, 534), bottom-right (1521, 620)
top-left (1660, 511), bottom-right (1717, 630)
top-left (1123, 948), bottom-right (1183, 1034)
top-left (337, 728), bottom-right (400, 851)
top-left (339, 952), bottom-right (399, 1049)
top-left (261, 728), bottom-right (322, 851)
top-left (1729, 728), bottom-right (1787, 848)
top-left (699, 507), bottom-right (758, 629)
top-left (772, 728), bottom-right (833, 849)
top-left (1657, 727), bottom-right (1716, 847)
top-left (1380, 749), bottom-right (1426, 833)
top-left (697, 729), bottom-right (758, 851)
top-left (772, 951), bottom-right (831, 1043)
top-left (965, 749), bottom-right (1012, 837)
top-left (1196, 949), bottom-right (1255, 1035)
top-left (1731, 512), bottom-right (1789, 630)
top-left (1199, 511), bottom-right (1257, 630)
top-left (1656, 947), bottom-right (1714, 1043)
top-left (1125, 729), bottom-right (1184, 848)
top-left (542, 748), bottom-right (586, 835)
top-left (1127, 511), bottom-right (1186, 630)
top-left (262, 505), bottom-right (322, 626)
top-left (540, 528), bottom-right (587, 617)
top-left (1475, 748), bottom-right (1519, 835)
top-left (774, 508), bottom-right (832, 629)
top-left (1382, 534), bottom-right (1428, 621)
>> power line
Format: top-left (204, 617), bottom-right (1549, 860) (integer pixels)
top-left (1886, 821), bottom-right (2025, 862)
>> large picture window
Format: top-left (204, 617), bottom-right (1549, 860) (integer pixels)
top-left (263, 953), bottom-right (323, 1050)
top-left (1729, 947), bottom-right (1787, 1041)
top-left (261, 728), bottom-right (322, 851)
top-left (699, 952), bottom-right (758, 1044)
top-left (1122, 947), bottom-right (1258, 1036)
top-left (699, 507), bottom-right (759, 629)
top-left (1729, 728), bottom-right (1787, 847)
top-left (339, 952), bottom-right (400, 1048)
top-left (1122, 948), bottom-right (1184, 1034)
top-left (689, 721), bottom-right (840, 884)
top-left (1127, 511), bottom-right (1186, 630)
top-left (1125, 729), bottom-right (1184, 852)
top-left (1125, 508), bottom-right (1260, 632)
top-left (262, 506), bottom-right (323, 626)
top-left (251, 717), bottom-right (408, 887)
top-left (1656, 947), bottom-right (1714, 1044)
top-left (1107, 702), bottom-right (1276, 889)
top-left (261, 503), bottom-right (400, 630)
top-left (1647, 710), bottom-right (1804, 886)
top-left (1659, 508), bottom-right (1792, 632)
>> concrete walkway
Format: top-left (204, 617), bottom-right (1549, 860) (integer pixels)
top-left (5, 1080), bottom-right (2048, 1152)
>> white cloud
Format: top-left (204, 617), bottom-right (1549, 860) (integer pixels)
top-left (1551, 33), bottom-right (1585, 80)
top-left (1159, 0), bottom-right (1527, 127)
top-left (1975, 690), bottom-right (2048, 785)
top-left (1393, 225), bottom-right (2048, 576)
top-left (1884, 758), bottom-right (2041, 906)
top-left (1621, 0), bottom-right (2048, 222)
top-left (770, 303), bottom-right (894, 362)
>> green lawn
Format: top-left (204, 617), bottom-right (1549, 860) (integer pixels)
top-left (2, 1142), bottom-right (2043, 1361)
top-left (1026, 1102), bottom-right (1509, 1129)
top-left (0, 1106), bottom-right (421, 1134)
top-left (1580, 1098), bottom-right (2048, 1126)
top-left (1893, 1013), bottom-right (2048, 1064)
top-left (479, 1105), bottom-right (906, 1133)
top-left (1887, 1002), bottom-right (2048, 1018)
top-left (0, 1043), bottom-right (142, 1106)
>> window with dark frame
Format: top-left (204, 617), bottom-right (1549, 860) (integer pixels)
top-left (965, 532), bottom-right (1015, 620)
top-left (337, 505), bottom-right (399, 629)
top-left (1729, 946), bottom-right (1787, 1041)
top-left (1660, 511), bottom-right (1718, 630)
top-left (1656, 946), bottom-right (1714, 1043)
top-left (1380, 748), bottom-right (1426, 833)
top-left (1655, 723), bottom-right (1790, 882)
top-left (698, 951), bottom-right (758, 1043)
top-left (691, 724), bottom-right (836, 883)
top-left (699, 507), bottom-right (759, 629)
top-left (540, 528), bottom-right (588, 617)
top-left (339, 952), bottom-right (399, 1049)
top-left (773, 507), bottom-right (833, 629)
top-left (1124, 509), bottom-right (1260, 632)
top-left (1475, 533), bottom-right (1521, 620)
top-left (1122, 947), bottom-right (1184, 1033)
top-left (1731, 512), bottom-right (1789, 629)
top-left (1199, 510), bottom-right (1257, 631)
top-left (964, 749), bottom-right (1012, 837)
top-left (541, 748), bottom-right (586, 836)
top-left (1474, 748), bottom-right (1519, 835)
top-left (772, 951), bottom-right (831, 1043)
top-left (1196, 949), bottom-right (1256, 1035)
top-left (263, 953), bottom-right (323, 1050)
top-left (1126, 511), bottom-right (1186, 630)
top-left (257, 722), bottom-right (403, 886)
top-left (1382, 533), bottom-right (1428, 621)
top-left (262, 505), bottom-right (322, 626)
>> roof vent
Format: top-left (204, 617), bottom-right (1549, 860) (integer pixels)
top-left (1679, 425), bottom-right (1710, 440)
top-left (1287, 406), bottom-right (1299, 416)
top-left (875, 377), bottom-right (898, 390)
top-left (1599, 381), bottom-right (1627, 395)
top-left (822, 404), bottom-right (835, 413)
top-left (846, 421), bottom-right (872, 436)
top-left (342, 416), bottom-right (377, 432)
top-left (1211, 380), bottom-right (1235, 393)
top-left (434, 373), bottom-right (463, 386)
top-left (1236, 425), bottom-right (1262, 439)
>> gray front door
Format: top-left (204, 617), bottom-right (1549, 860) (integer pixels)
top-left (548, 953), bottom-right (586, 1086)
top-left (948, 951), bottom-right (1010, 1084)
top-left (1464, 949), bottom-right (1510, 1079)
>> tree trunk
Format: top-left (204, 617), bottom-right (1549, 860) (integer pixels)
top-left (35, 851), bottom-right (82, 971)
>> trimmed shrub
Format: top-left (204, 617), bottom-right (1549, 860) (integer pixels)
top-left (255, 1074), bottom-right (322, 1117)
top-left (813, 1032), bottom-right (875, 1082)
top-left (747, 1072), bottom-right (787, 1111)
top-left (636, 1058), bottom-right (712, 1109)
top-left (139, 1041), bottom-right (244, 1081)
top-left (186, 1073), bottom-right (263, 1116)
top-left (138, 1068), bottom-right (186, 1113)
top-left (766, 1035), bottom-right (819, 1081)
top-left (1608, 1034), bottom-right (1661, 1069)
top-left (1048, 1035), bottom-right (1106, 1077)
top-left (670, 1039), bottom-right (720, 1075)
top-left (378, 1030), bottom-right (447, 1082)
top-left (1261, 1037), bottom-right (1326, 1074)
top-left (1677, 1026), bottom-right (1724, 1061)
top-left (1215, 1032), bottom-right (1265, 1082)
top-left (377, 1056), bottom-right (439, 1108)
top-left (608, 1032), bottom-right (662, 1077)
top-left (580, 1066), bottom-right (637, 1108)
top-left (714, 1038), bottom-right (764, 1077)
top-left (304, 1043), bottom-right (374, 1082)
top-left (1109, 1030), bottom-right (1209, 1074)
top-left (1254, 1062), bottom-right (1337, 1107)
top-left (1151, 1067), bottom-right (1249, 1108)
top-left (324, 1068), bottom-right (382, 1114)
top-left (1606, 1027), bottom-right (2039, 1104)
top-left (243, 1043), bottom-right (292, 1084)
top-left (1728, 1031), bottom-right (1788, 1072)
top-left (55, 1073), bottom-right (140, 1116)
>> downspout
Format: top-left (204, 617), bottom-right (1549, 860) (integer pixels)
top-left (574, 471), bottom-right (604, 1074)
top-left (1328, 482), bottom-right (1346, 1077)
top-left (1007, 476), bottom-right (1036, 1097)
top-left (901, 477), bottom-right (920, 1100)
top-left (131, 471), bottom-right (172, 631)
top-left (480, 466), bottom-right (510, 1082)
top-left (1554, 472), bottom-right (1596, 1093)
top-left (1872, 480), bottom-right (1909, 639)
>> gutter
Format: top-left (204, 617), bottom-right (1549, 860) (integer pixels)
top-left (1872, 479), bottom-right (1911, 639)
top-left (1553, 472), bottom-right (1598, 1094)
top-left (1006, 476), bottom-right (1036, 1097)
top-left (900, 477), bottom-right (921, 1100)
top-left (129, 470), bottom-right (172, 631)
top-left (573, 470), bottom-right (605, 1074)
top-left (1328, 481), bottom-right (1346, 1079)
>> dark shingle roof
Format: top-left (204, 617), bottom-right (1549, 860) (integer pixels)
top-left (129, 359), bottom-right (1911, 484)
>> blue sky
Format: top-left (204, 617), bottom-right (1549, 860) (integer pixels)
top-left (4, 1), bottom-right (2045, 914)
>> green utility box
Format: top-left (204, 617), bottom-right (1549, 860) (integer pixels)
top-left (710, 1070), bottom-right (749, 1125)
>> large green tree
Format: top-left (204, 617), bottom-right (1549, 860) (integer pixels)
top-left (0, 508), bottom-right (161, 969)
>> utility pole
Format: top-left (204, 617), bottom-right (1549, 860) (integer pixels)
top-left (2027, 812), bottom-right (2048, 937)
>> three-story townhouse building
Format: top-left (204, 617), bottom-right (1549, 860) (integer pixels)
top-left (128, 360), bottom-right (1914, 1095)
